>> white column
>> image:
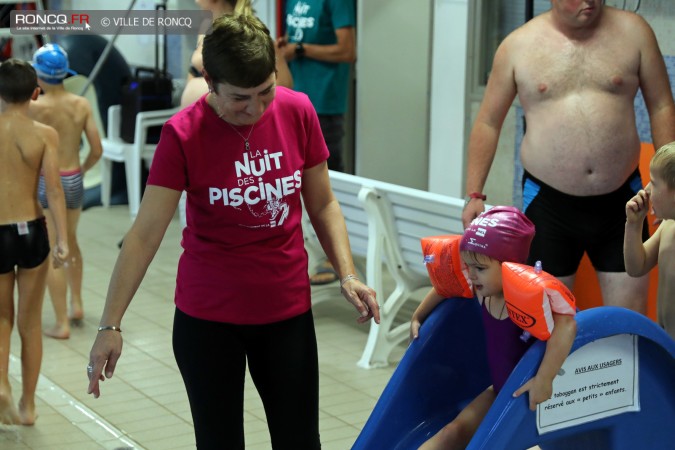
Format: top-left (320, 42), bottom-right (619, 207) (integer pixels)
top-left (428, 0), bottom-right (469, 197)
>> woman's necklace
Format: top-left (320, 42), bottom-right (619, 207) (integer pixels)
top-left (225, 121), bottom-right (255, 152)
top-left (487, 296), bottom-right (506, 319)
top-left (210, 94), bottom-right (255, 152)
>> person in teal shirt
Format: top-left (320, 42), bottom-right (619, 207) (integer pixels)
top-left (280, 0), bottom-right (357, 285)
top-left (280, 0), bottom-right (355, 173)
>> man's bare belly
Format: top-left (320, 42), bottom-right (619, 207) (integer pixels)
top-left (521, 152), bottom-right (640, 196)
top-left (520, 99), bottom-right (641, 196)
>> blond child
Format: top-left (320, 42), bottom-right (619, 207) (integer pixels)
top-left (0, 59), bottom-right (68, 424)
top-left (411, 206), bottom-right (577, 450)
top-left (28, 43), bottom-right (103, 339)
top-left (624, 141), bottom-right (675, 340)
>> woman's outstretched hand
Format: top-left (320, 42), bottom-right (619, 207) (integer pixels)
top-left (340, 278), bottom-right (380, 324)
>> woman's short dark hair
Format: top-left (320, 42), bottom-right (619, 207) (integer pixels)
top-left (202, 14), bottom-right (276, 89)
top-left (0, 59), bottom-right (38, 103)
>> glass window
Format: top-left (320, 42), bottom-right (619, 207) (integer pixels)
top-left (474, 0), bottom-right (551, 88)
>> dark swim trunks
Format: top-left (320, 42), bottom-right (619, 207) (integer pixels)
top-left (522, 168), bottom-right (649, 276)
top-left (0, 217), bottom-right (50, 274)
top-left (481, 298), bottom-right (535, 394)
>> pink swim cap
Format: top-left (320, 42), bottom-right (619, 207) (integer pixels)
top-left (460, 206), bottom-right (535, 263)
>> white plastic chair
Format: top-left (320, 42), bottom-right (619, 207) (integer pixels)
top-left (100, 105), bottom-right (179, 219)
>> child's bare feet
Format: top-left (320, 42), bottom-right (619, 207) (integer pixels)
top-left (0, 392), bottom-right (21, 425)
top-left (18, 398), bottom-right (37, 426)
top-left (44, 323), bottom-right (70, 339)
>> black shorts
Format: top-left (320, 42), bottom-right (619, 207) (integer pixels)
top-left (0, 217), bottom-right (50, 274)
top-left (521, 169), bottom-right (648, 276)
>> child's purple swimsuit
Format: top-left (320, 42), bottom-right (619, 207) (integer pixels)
top-left (481, 300), bottom-right (535, 393)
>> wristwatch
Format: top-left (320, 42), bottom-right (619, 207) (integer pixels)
top-left (464, 192), bottom-right (487, 207)
top-left (295, 42), bottom-right (305, 58)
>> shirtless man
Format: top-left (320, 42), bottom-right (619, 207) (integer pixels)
top-left (29, 43), bottom-right (103, 339)
top-left (0, 59), bottom-right (68, 424)
top-left (462, 1), bottom-right (675, 313)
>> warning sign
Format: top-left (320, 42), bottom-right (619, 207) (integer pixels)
top-left (537, 334), bottom-right (639, 434)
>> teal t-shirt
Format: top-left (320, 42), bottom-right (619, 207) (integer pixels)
top-left (286, 0), bottom-right (355, 115)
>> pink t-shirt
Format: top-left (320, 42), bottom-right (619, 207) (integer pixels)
top-left (147, 87), bottom-right (329, 324)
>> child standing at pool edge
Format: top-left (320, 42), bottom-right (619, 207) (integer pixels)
top-left (29, 43), bottom-right (103, 339)
top-left (0, 59), bottom-right (68, 424)
top-left (411, 206), bottom-right (577, 450)
top-left (624, 141), bottom-right (675, 340)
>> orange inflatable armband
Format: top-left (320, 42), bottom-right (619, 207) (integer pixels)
top-left (502, 262), bottom-right (576, 341)
top-left (421, 235), bottom-right (473, 298)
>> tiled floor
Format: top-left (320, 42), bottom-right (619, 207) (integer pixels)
top-left (1, 205), bottom-right (401, 449)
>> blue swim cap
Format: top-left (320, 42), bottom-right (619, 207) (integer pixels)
top-left (32, 43), bottom-right (76, 84)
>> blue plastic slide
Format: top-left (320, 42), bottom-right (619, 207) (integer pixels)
top-left (352, 300), bottom-right (675, 450)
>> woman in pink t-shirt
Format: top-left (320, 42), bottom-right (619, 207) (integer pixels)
top-left (86, 14), bottom-right (379, 450)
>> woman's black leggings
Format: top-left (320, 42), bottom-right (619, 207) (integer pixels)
top-left (173, 307), bottom-right (321, 450)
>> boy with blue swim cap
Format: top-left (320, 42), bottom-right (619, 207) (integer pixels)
top-left (29, 43), bottom-right (103, 340)
top-left (32, 43), bottom-right (77, 84)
